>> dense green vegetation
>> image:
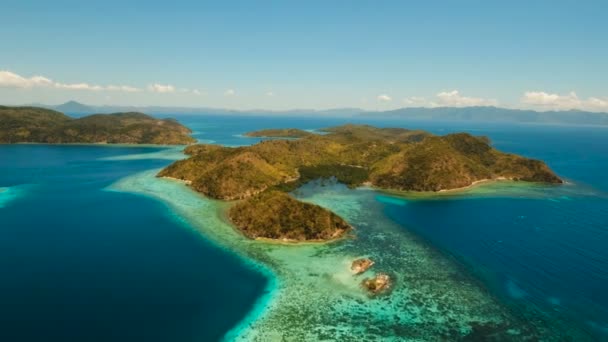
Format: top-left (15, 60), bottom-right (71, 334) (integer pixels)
top-left (160, 124), bottom-right (562, 241)
top-left (244, 128), bottom-right (313, 138)
top-left (0, 106), bottom-right (195, 145)
top-left (229, 191), bottom-right (351, 241)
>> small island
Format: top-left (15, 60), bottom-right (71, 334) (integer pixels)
top-left (244, 128), bottom-right (313, 139)
top-left (159, 124), bottom-right (562, 242)
top-left (229, 191), bottom-right (350, 241)
top-left (244, 128), bottom-right (313, 138)
top-left (0, 106), bottom-right (195, 145)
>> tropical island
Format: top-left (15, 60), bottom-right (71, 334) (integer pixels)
top-left (0, 106), bottom-right (195, 145)
top-left (244, 128), bottom-right (313, 138)
top-left (159, 124), bottom-right (562, 242)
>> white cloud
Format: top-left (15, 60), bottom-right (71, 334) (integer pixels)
top-left (435, 90), bottom-right (497, 107)
top-left (377, 94), bottom-right (392, 102)
top-left (192, 89), bottom-right (206, 96)
top-left (0, 70), bottom-right (53, 88)
top-left (0, 70), bottom-right (140, 93)
top-left (400, 91), bottom-right (496, 108)
top-left (521, 91), bottom-right (608, 111)
top-left (224, 89), bottom-right (235, 96)
top-left (148, 83), bottom-right (176, 93)
top-left (55, 82), bottom-right (104, 91)
top-left (266, 91), bottom-right (275, 97)
top-left (106, 85), bottom-right (140, 92)
top-left (587, 97), bottom-right (608, 110)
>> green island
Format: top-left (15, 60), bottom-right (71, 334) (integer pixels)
top-left (244, 128), bottom-right (314, 138)
top-left (0, 106), bottom-right (195, 145)
top-left (159, 124), bottom-right (562, 242)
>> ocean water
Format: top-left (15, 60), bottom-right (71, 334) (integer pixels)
top-left (0, 145), bottom-right (267, 342)
top-left (1, 115), bottom-right (607, 340)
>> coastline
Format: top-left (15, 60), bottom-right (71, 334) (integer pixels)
top-left (252, 231), bottom-right (350, 246)
top-left (374, 178), bottom-right (556, 200)
top-left (160, 176), bottom-right (192, 185)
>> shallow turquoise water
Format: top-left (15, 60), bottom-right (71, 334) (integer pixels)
top-left (1, 116), bottom-right (607, 340)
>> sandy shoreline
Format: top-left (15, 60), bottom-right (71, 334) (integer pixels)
top-left (375, 177), bottom-right (519, 198)
top-left (437, 177), bottom-right (512, 192)
top-left (160, 176), bottom-right (192, 185)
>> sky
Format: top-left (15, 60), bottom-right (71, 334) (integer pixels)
top-left (1, 0), bottom-right (607, 111)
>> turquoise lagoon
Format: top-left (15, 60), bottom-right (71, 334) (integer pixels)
top-left (1, 115), bottom-right (607, 340)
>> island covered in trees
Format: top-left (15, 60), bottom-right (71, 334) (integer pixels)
top-left (159, 124), bottom-right (562, 241)
top-left (244, 128), bottom-right (313, 138)
top-left (0, 106), bottom-right (195, 145)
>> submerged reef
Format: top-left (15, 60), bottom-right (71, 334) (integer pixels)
top-left (0, 185), bottom-right (26, 208)
top-left (159, 124), bottom-right (562, 241)
top-left (0, 106), bottom-right (195, 145)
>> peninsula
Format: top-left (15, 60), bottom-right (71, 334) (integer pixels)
top-left (0, 106), bottom-right (195, 145)
top-left (159, 124), bottom-right (562, 242)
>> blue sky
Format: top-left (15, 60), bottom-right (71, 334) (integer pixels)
top-left (1, 0), bottom-right (607, 111)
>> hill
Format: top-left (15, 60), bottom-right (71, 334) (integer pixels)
top-left (0, 106), bottom-right (195, 145)
top-left (53, 101), bottom-right (96, 114)
top-left (229, 191), bottom-right (351, 241)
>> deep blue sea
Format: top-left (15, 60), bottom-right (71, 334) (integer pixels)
top-left (0, 144), bottom-right (267, 342)
top-left (1, 114), bottom-right (607, 340)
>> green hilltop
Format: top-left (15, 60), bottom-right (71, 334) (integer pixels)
top-left (160, 124), bottom-right (562, 241)
top-left (0, 106), bottom-right (195, 145)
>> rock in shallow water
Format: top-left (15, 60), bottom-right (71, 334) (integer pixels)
top-left (351, 258), bottom-right (374, 275)
top-left (362, 273), bottom-right (391, 294)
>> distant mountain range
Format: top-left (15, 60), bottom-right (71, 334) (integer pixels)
top-left (30, 101), bottom-right (608, 126)
top-left (361, 106), bottom-right (608, 126)
top-left (38, 101), bottom-right (362, 118)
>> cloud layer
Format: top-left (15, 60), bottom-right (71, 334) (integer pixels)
top-left (0, 70), bottom-right (140, 93)
top-left (522, 91), bottom-right (608, 111)
top-left (147, 83), bottom-right (175, 93)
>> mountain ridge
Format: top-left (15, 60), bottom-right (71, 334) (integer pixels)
top-left (29, 101), bottom-right (608, 125)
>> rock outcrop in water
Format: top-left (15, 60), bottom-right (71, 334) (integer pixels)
top-left (0, 106), bottom-right (195, 145)
top-left (351, 258), bottom-right (375, 274)
top-left (159, 124), bottom-right (562, 241)
top-left (362, 273), bottom-right (391, 294)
